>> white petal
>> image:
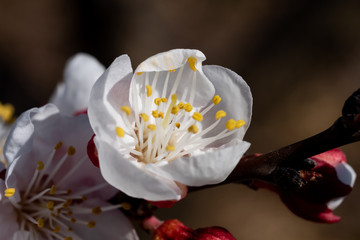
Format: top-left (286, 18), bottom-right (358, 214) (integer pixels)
top-left (5, 104), bottom-right (116, 200)
top-left (335, 162), bottom-right (356, 187)
top-left (159, 140), bottom-right (250, 186)
top-left (130, 49), bottom-right (215, 108)
top-left (201, 65), bottom-right (253, 147)
top-left (4, 104), bottom-right (59, 166)
top-left (71, 199), bottom-right (139, 240)
top-left (327, 197), bottom-right (345, 210)
top-left (50, 53), bottom-right (105, 115)
top-left (88, 55), bottom-right (134, 143)
top-left (96, 139), bottom-right (181, 201)
top-left (135, 49), bottom-right (206, 73)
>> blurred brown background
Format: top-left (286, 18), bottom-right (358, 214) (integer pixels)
top-left (1, 0), bottom-right (360, 239)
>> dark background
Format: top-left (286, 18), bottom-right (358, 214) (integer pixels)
top-left (1, 1), bottom-right (359, 239)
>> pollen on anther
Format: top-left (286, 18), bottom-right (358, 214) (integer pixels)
top-left (50, 185), bottom-right (57, 195)
top-left (215, 110), bottom-right (226, 120)
top-left (176, 123), bottom-right (180, 128)
top-left (122, 202), bottom-right (131, 210)
top-left (188, 125), bottom-right (198, 134)
top-left (4, 188), bottom-right (15, 197)
top-left (140, 113), bottom-right (149, 122)
top-left (171, 106), bottom-right (179, 114)
top-left (121, 106), bottom-right (131, 116)
top-left (136, 72), bottom-right (143, 75)
top-left (88, 220), bottom-right (96, 229)
top-left (53, 226), bottom-right (60, 233)
top-left (236, 120), bottom-right (245, 128)
top-left (68, 227), bottom-right (73, 232)
top-left (178, 102), bottom-right (184, 109)
top-left (116, 127), bottom-right (125, 138)
top-left (226, 119), bottom-right (236, 131)
top-left (184, 103), bottom-right (193, 112)
top-left (47, 201), bottom-right (55, 210)
top-left (161, 98), bottom-right (167, 103)
top-left (37, 218), bottom-right (44, 228)
top-left (92, 207), bottom-right (102, 215)
top-left (37, 161), bottom-right (44, 170)
top-left (192, 112), bottom-right (203, 121)
top-left (64, 237), bottom-right (73, 240)
top-left (212, 95), bottom-right (222, 105)
top-left (145, 85), bottom-right (152, 97)
top-left (166, 145), bottom-right (175, 152)
top-left (159, 112), bottom-right (164, 119)
top-left (55, 141), bottom-right (63, 150)
top-left (147, 124), bottom-right (156, 131)
top-left (70, 218), bottom-right (77, 223)
top-left (169, 69), bottom-right (176, 72)
top-left (67, 146), bottom-right (76, 156)
top-left (82, 195), bottom-right (88, 201)
top-left (187, 56), bottom-right (197, 71)
top-left (154, 98), bottom-right (162, 106)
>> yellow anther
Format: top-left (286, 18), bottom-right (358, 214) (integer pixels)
top-left (187, 56), bottom-right (197, 71)
top-left (92, 207), bottom-right (102, 215)
top-left (122, 202), bottom-right (132, 210)
top-left (47, 201), bottom-right (55, 210)
top-left (50, 185), bottom-right (57, 195)
top-left (88, 220), bottom-right (96, 229)
top-left (178, 102), bottom-right (184, 109)
top-left (67, 210), bottom-right (73, 216)
top-left (212, 95), bottom-right (222, 105)
top-left (166, 145), bottom-right (175, 152)
top-left (37, 161), bottom-right (44, 170)
top-left (66, 189), bottom-right (72, 195)
top-left (82, 195), bottom-right (88, 201)
top-left (169, 69), bottom-right (176, 72)
top-left (184, 103), bottom-right (193, 112)
top-left (147, 124), bottom-right (156, 131)
top-left (226, 119), bottom-right (236, 131)
top-left (152, 110), bottom-right (159, 118)
top-left (63, 199), bottom-right (72, 209)
top-left (171, 106), bottom-right (179, 114)
top-left (55, 141), bottom-right (63, 150)
top-left (188, 125), bottom-right (199, 134)
top-left (70, 218), bottom-right (77, 223)
top-left (176, 123), bottom-right (180, 128)
top-left (0, 102), bottom-right (14, 122)
top-left (159, 112), bottom-right (164, 119)
top-left (64, 237), bottom-right (73, 240)
top-left (140, 113), bottom-right (149, 122)
top-left (53, 226), bottom-right (60, 233)
top-left (67, 146), bottom-right (76, 156)
top-left (236, 120), bottom-right (245, 128)
top-left (136, 72), bottom-right (143, 75)
top-left (161, 98), bottom-right (167, 103)
top-left (154, 98), bottom-right (162, 106)
top-left (192, 112), bottom-right (203, 121)
top-left (116, 127), bottom-right (125, 138)
top-left (51, 213), bottom-right (57, 217)
top-left (121, 106), bottom-right (131, 116)
top-left (57, 209), bottom-right (62, 214)
top-left (145, 85), bottom-right (152, 97)
top-left (37, 218), bottom-right (44, 228)
top-left (68, 227), bottom-right (73, 232)
top-left (5, 188), bottom-right (15, 197)
top-left (215, 110), bottom-right (227, 120)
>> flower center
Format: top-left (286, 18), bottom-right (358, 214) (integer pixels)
top-left (115, 57), bottom-right (245, 165)
top-left (4, 141), bottom-right (124, 240)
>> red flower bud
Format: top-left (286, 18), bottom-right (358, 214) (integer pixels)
top-left (255, 149), bottom-right (356, 223)
top-left (152, 219), bottom-right (236, 240)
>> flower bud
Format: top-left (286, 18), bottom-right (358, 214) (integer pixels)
top-left (152, 219), bottom-right (236, 240)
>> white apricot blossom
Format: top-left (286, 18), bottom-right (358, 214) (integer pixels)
top-left (1, 104), bottom-right (138, 240)
top-left (50, 53), bottom-right (105, 116)
top-left (88, 49), bottom-right (252, 201)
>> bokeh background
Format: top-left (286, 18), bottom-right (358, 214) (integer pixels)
top-left (1, 1), bottom-right (360, 239)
